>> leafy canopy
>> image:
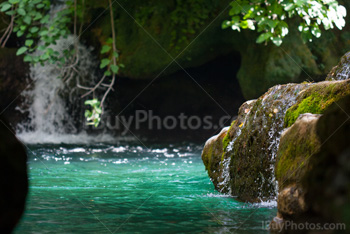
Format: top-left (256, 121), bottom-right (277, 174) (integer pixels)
top-left (223, 0), bottom-right (347, 46)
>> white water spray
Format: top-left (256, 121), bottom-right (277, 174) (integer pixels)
top-left (16, 36), bottom-right (117, 144)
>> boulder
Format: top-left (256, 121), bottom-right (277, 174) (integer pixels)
top-left (202, 77), bottom-right (350, 202)
top-left (271, 95), bottom-right (350, 233)
top-left (0, 118), bottom-right (28, 233)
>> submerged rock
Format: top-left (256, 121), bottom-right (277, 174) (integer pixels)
top-left (0, 118), bottom-right (28, 233)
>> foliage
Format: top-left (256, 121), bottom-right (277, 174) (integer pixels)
top-left (0, 0), bottom-right (73, 64)
top-left (0, 0), bottom-right (122, 127)
top-left (223, 0), bottom-right (347, 46)
top-left (84, 99), bottom-right (102, 127)
top-left (170, 0), bottom-right (217, 50)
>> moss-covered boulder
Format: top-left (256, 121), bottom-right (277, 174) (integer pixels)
top-left (271, 95), bottom-right (350, 233)
top-left (303, 95), bottom-right (350, 229)
top-left (202, 126), bottom-right (229, 191)
top-left (276, 114), bottom-right (321, 191)
top-left (284, 80), bottom-right (350, 128)
top-left (0, 118), bottom-right (28, 233)
top-left (202, 79), bottom-right (350, 202)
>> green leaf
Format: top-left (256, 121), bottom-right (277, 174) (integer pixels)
top-left (5, 10), bottom-right (15, 15)
top-left (106, 38), bottom-right (113, 44)
top-left (284, 3), bottom-right (295, 11)
top-left (266, 19), bottom-right (279, 29)
top-left (84, 110), bottom-right (91, 117)
top-left (25, 39), bottom-right (34, 47)
top-left (85, 99), bottom-right (100, 106)
top-left (110, 64), bottom-right (119, 74)
top-left (36, 3), bottom-right (45, 9)
top-left (9, 0), bottom-right (19, 3)
top-left (256, 32), bottom-right (272, 43)
top-left (1, 3), bottom-right (12, 12)
top-left (229, 5), bottom-right (241, 16)
top-left (16, 30), bottom-right (24, 37)
top-left (100, 58), bottom-right (110, 69)
top-left (101, 45), bottom-right (111, 54)
top-left (17, 8), bottom-right (26, 16)
top-left (16, 47), bottom-right (28, 55)
top-left (104, 70), bottom-right (112, 76)
top-left (23, 15), bottom-right (31, 24)
top-left (272, 37), bottom-right (282, 46)
top-left (23, 54), bottom-right (32, 62)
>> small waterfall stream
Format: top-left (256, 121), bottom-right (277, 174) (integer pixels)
top-left (16, 36), bottom-right (116, 144)
top-left (215, 83), bottom-right (312, 201)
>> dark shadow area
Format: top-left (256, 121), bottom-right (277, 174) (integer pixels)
top-left (101, 51), bottom-right (245, 142)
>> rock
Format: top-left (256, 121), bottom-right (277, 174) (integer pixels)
top-left (284, 80), bottom-right (350, 128)
top-left (303, 95), bottom-right (350, 229)
top-left (0, 118), bottom-right (28, 233)
top-left (271, 95), bottom-right (350, 232)
top-left (202, 126), bottom-right (229, 192)
top-left (82, 1), bottom-right (350, 100)
top-left (277, 186), bottom-right (307, 217)
top-left (0, 48), bottom-right (30, 127)
top-left (326, 51), bottom-right (350, 81)
top-left (276, 113), bottom-right (321, 190)
top-left (203, 78), bottom-right (350, 202)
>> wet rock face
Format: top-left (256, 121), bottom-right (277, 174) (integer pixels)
top-left (326, 51), bottom-right (350, 81)
top-left (0, 119), bottom-right (28, 233)
top-left (201, 127), bottom-right (229, 191)
top-left (277, 186), bottom-right (307, 217)
top-left (202, 83), bottom-right (311, 202)
top-left (303, 95), bottom-right (350, 229)
top-left (271, 95), bottom-right (350, 233)
top-left (84, 1), bottom-right (350, 100)
top-left (276, 113), bottom-right (321, 191)
top-left (0, 48), bottom-right (30, 127)
top-left (202, 78), bottom-right (350, 203)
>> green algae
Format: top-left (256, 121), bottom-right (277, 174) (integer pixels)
top-left (284, 81), bottom-right (350, 128)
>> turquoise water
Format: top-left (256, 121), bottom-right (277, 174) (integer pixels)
top-left (15, 143), bottom-right (276, 233)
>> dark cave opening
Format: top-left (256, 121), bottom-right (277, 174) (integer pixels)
top-left (106, 51), bottom-right (245, 142)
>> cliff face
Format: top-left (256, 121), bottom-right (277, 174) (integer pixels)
top-left (83, 1), bottom-right (350, 99)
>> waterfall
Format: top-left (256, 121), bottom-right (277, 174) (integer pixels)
top-left (15, 36), bottom-right (115, 144)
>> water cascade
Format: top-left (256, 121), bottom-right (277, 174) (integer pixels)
top-left (16, 36), bottom-right (116, 144)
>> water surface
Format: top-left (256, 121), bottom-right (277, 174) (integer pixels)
top-left (15, 143), bottom-right (276, 233)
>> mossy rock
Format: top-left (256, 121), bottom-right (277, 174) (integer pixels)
top-left (284, 80), bottom-right (350, 128)
top-left (201, 126), bottom-right (229, 191)
top-left (275, 113), bottom-right (321, 191)
top-left (203, 77), bottom-right (350, 202)
top-left (302, 95), bottom-right (350, 227)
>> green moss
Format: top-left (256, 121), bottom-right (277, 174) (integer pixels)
top-left (202, 144), bottom-right (214, 173)
top-left (276, 117), bottom-right (320, 190)
top-left (284, 81), bottom-right (350, 128)
top-left (222, 120), bottom-right (236, 151)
